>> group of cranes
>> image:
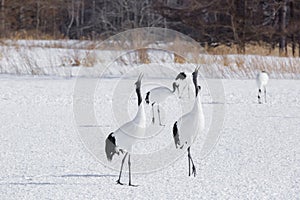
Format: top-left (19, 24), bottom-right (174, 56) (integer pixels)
top-left (105, 66), bottom-right (204, 186)
top-left (105, 67), bottom-right (269, 186)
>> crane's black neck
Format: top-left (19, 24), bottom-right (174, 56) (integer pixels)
top-left (135, 74), bottom-right (143, 106)
top-left (192, 72), bottom-right (199, 97)
top-left (172, 82), bottom-right (179, 93)
top-left (136, 88), bottom-right (142, 106)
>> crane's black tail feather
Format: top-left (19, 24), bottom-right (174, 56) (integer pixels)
top-left (145, 92), bottom-right (150, 104)
top-left (105, 132), bottom-right (117, 161)
top-left (173, 122), bottom-right (180, 148)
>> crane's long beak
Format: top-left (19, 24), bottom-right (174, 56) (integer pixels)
top-left (135, 73), bottom-right (144, 86)
top-left (138, 73), bottom-right (144, 81)
top-left (192, 66), bottom-right (200, 78)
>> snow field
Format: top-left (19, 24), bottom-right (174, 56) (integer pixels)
top-left (0, 77), bottom-right (299, 199)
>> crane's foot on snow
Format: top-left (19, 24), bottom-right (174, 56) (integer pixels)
top-left (129, 183), bottom-right (139, 187)
top-left (116, 180), bottom-right (124, 185)
top-left (192, 166), bottom-right (197, 177)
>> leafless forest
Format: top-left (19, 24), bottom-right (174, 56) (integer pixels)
top-left (0, 0), bottom-right (299, 56)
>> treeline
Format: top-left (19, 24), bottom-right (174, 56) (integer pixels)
top-left (0, 0), bottom-right (299, 56)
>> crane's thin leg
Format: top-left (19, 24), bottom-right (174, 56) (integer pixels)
top-left (264, 86), bottom-right (267, 103)
top-left (188, 151), bottom-right (191, 176)
top-left (128, 154), bottom-right (138, 187)
top-left (157, 104), bottom-right (165, 126)
top-left (258, 89), bottom-right (262, 104)
top-left (188, 147), bottom-right (196, 177)
top-left (116, 152), bottom-right (128, 185)
top-left (128, 154), bottom-right (132, 185)
top-left (151, 103), bottom-right (155, 124)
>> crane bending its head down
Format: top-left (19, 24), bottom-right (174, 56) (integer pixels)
top-left (144, 81), bottom-right (179, 126)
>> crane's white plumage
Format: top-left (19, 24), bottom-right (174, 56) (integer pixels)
top-left (145, 82), bottom-right (179, 126)
top-left (110, 109), bottom-right (146, 152)
top-left (146, 84), bottom-right (177, 104)
top-left (256, 71), bottom-right (269, 104)
top-left (173, 94), bottom-right (204, 148)
top-left (176, 71), bottom-right (192, 99)
top-left (172, 66), bottom-right (204, 177)
top-left (105, 73), bottom-right (145, 186)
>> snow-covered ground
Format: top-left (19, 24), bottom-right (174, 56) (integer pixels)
top-left (0, 76), bottom-right (299, 199)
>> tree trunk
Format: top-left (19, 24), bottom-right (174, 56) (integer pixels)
top-left (298, 40), bottom-right (300, 57)
top-left (52, 7), bottom-right (56, 38)
top-left (66, 0), bottom-right (75, 38)
top-left (19, 6), bottom-right (25, 30)
top-left (292, 34), bottom-right (295, 57)
top-left (279, 0), bottom-right (288, 56)
top-left (241, 0), bottom-right (247, 54)
top-left (75, 1), bottom-right (80, 38)
top-left (92, 0), bottom-right (95, 40)
top-left (1, 0), bottom-right (5, 37)
top-left (36, 1), bottom-right (40, 34)
top-left (80, 0), bottom-right (84, 37)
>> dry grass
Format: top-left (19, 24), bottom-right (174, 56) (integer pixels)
top-left (176, 51), bottom-right (300, 78)
top-left (206, 43), bottom-right (299, 57)
top-left (82, 51), bottom-right (97, 67)
top-left (138, 48), bottom-right (150, 64)
top-left (59, 49), bottom-right (97, 67)
top-left (174, 53), bottom-right (186, 64)
top-left (0, 36), bottom-right (299, 78)
top-left (235, 56), bottom-right (245, 68)
top-left (7, 30), bottom-right (65, 40)
top-left (1, 46), bottom-right (45, 75)
top-left (1, 31), bottom-right (299, 57)
top-left (222, 55), bottom-right (230, 67)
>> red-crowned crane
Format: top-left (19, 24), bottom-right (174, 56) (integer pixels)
top-left (256, 71), bottom-right (269, 104)
top-left (145, 82), bottom-right (179, 126)
top-left (172, 66), bottom-right (205, 177)
top-left (105, 73), bottom-right (146, 186)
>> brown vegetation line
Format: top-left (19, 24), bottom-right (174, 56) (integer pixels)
top-left (5, 30), bottom-right (298, 57)
top-left (206, 44), bottom-right (299, 57)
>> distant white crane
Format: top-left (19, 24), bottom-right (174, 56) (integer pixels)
top-left (256, 71), bottom-right (269, 104)
top-left (105, 73), bottom-right (146, 186)
top-left (145, 82), bottom-right (179, 126)
top-left (172, 66), bottom-right (205, 177)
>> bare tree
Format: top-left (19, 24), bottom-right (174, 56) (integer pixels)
top-left (279, 0), bottom-right (288, 56)
top-left (0, 0), bottom-right (5, 36)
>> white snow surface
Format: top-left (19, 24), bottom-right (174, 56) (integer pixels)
top-left (0, 76), bottom-right (299, 199)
